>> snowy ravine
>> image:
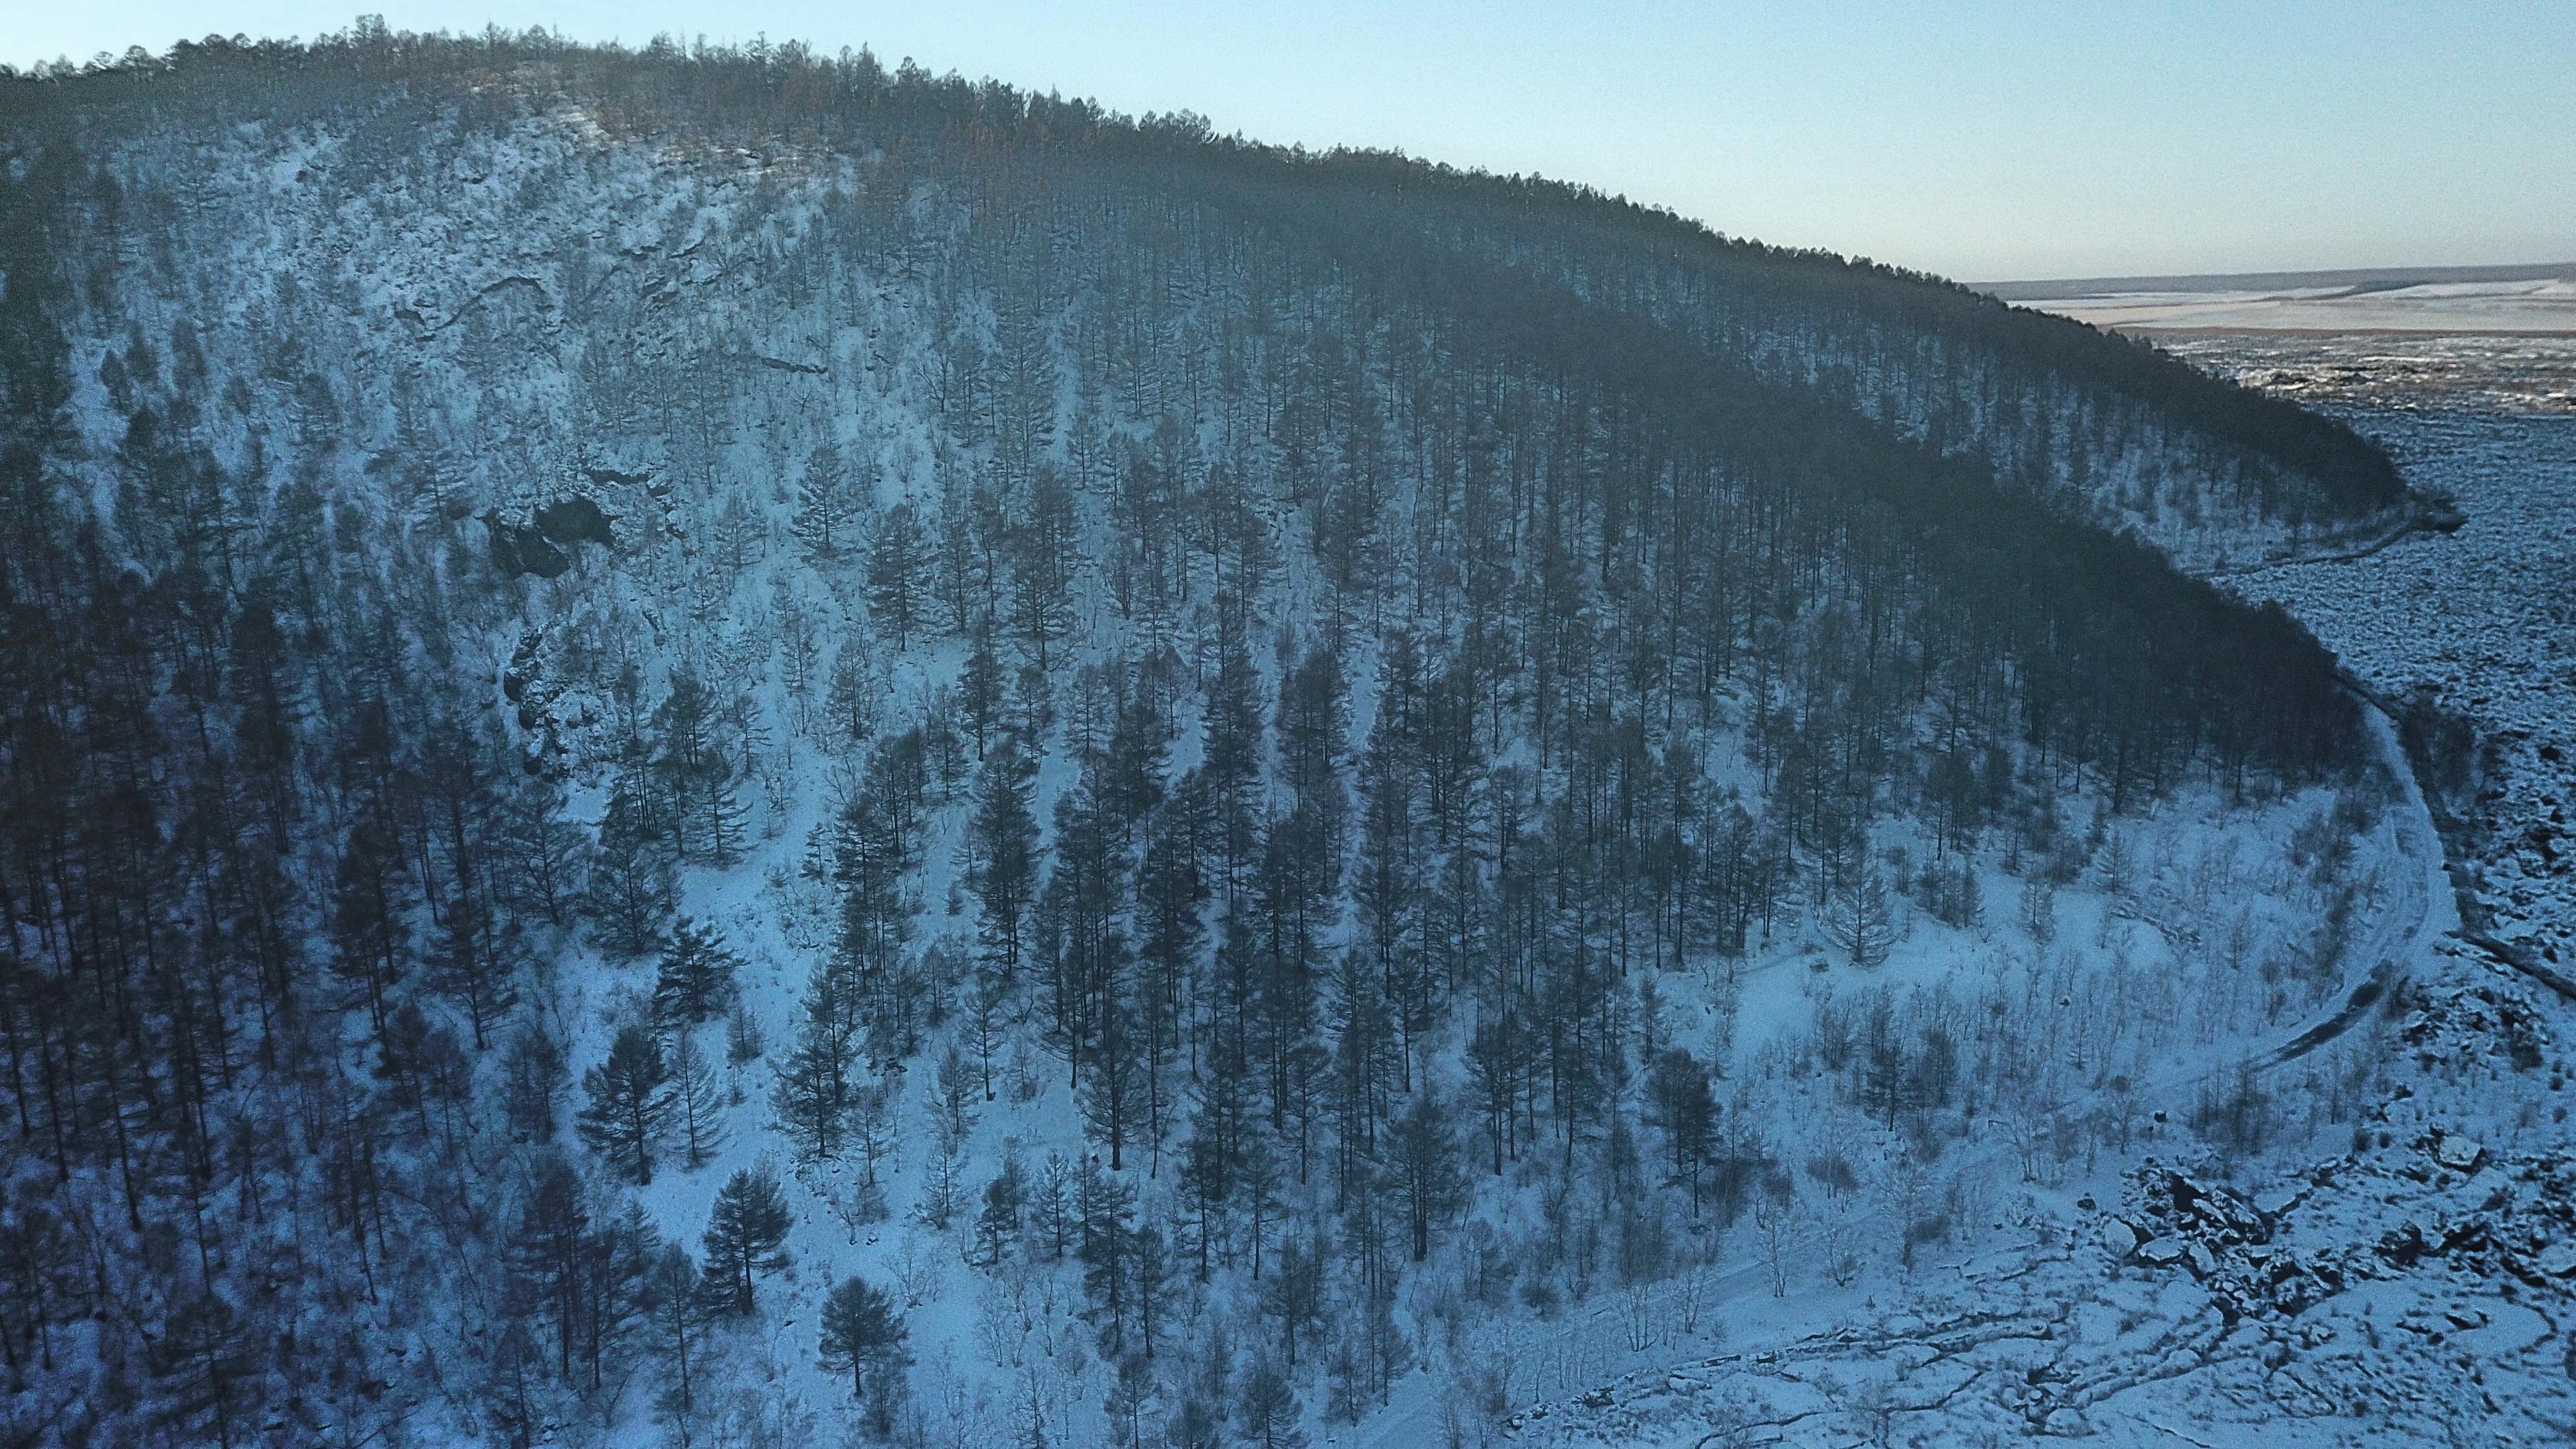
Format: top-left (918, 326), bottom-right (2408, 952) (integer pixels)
top-left (1496, 402), bottom-right (2576, 1446)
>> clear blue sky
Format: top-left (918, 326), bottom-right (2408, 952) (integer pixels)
top-left (13, 2), bottom-right (2573, 281)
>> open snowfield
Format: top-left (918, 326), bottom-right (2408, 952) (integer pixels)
top-left (2028, 279), bottom-right (2576, 337)
top-left (1992, 264), bottom-right (2576, 339)
top-left (2002, 267), bottom-right (2576, 414)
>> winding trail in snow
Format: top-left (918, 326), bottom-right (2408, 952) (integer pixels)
top-left (2246, 700), bottom-right (2458, 1071)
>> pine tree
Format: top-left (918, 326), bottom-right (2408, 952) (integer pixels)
top-left (818, 1274), bottom-right (909, 1405)
top-left (587, 766), bottom-right (678, 958)
top-left (1010, 468), bottom-right (1078, 670)
top-left (1077, 1155), bottom-right (1141, 1357)
top-left (1131, 1222), bottom-right (1171, 1363)
top-left (851, 1079), bottom-right (898, 1186)
top-left (1325, 950), bottom-right (1393, 1209)
top-left (1081, 987), bottom-right (1146, 1171)
top-left (773, 968), bottom-right (858, 1160)
top-left (971, 734), bottom-right (1041, 983)
top-left (497, 770), bottom-right (586, 927)
top-left (1236, 1355), bottom-right (1308, 1449)
top-left (1258, 1234), bottom-right (1326, 1368)
top-left (1135, 822), bottom-right (1203, 1157)
top-left (577, 1022), bottom-right (674, 1185)
top-left (932, 488), bottom-right (982, 636)
top-left (501, 1014), bottom-right (568, 1143)
top-left (156, 1289), bottom-right (260, 1449)
top-left (867, 500), bottom-right (931, 649)
top-left (653, 668), bottom-right (746, 867)
top-left (1464, 1014), bottom-right (1521, 1176)
top-left (726, 997), bottom-right (768, 1066)
top-left (1179, 1095), bottom-right (1238, 1282)
top-left (328, 799), bottom-right (411, 1037)
top-left (702, 1168), bottom-right (793, 1316)
top-left (795, 440), bottom-right (856, 562)
top-left (654, 916), bottom-right (743, 1027)
top-left (1642, 1047), bottom-right (1719, 1215)
top-left (668, 1030), bottom-right (730, 1172)
top-left (974, 1150), bottom-right (1027, 1268)
top-left (824, 643), bottom-right (881, 755)
top-left (428, 878), bottom-right (516, 1054)
top-left (646, 1244), bottom-right (710, 1439)
top-left (935, 1043), bottom-right (980, 1148)
top-left (1166, 1392), bottom-right (1224, 1449)
top-left (918, 1139), bottom-right (968, 1231)
top-left (580, 1202), bottom-right (663, 1394)
top-left (1105, 1350), bottom-right (1152, 1449)
top-left (1200, 629), bottom-right (1268, 894)
top-left (833, 782), bottom-right (914, 1028)
top-left (1824, 864), bottom-right (1897, 968)
top-left (1031, 1151), bottom-right (1076, 1263)
top-left (959, 618), bottom-right (1005, 757)
top-left (1387, 1087), bottom-right (1462, 1262)
top-left (418, 720), bottom-right (518, 1050)
top-left (1240, 1132), bottom-right (1284, 1282)
top-left (967, 971), bottom-right (1010, 1102)
top-left (993, 283), bottom-right (1058, 488)
top-left (507, 1151), bottom-right (592, 1381)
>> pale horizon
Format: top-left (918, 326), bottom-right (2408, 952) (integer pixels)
top-left (10, 1), bottom-right (2575, 283)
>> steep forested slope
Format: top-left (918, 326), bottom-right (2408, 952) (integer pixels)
top-left (0, 32), bottom-right (2414, 1449)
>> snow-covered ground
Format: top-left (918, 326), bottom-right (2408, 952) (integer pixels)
top-left (2011, 276), bottom-right (2576, 337)
top-left (1493, 1132), bottom-right (2576, 1447)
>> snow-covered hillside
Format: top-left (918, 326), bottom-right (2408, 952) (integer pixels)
top-left (0, 37), bottom-right (2486, 1449)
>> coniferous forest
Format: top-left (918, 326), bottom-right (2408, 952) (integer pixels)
top-left (0, 29), bottom-right (2426, 1449)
